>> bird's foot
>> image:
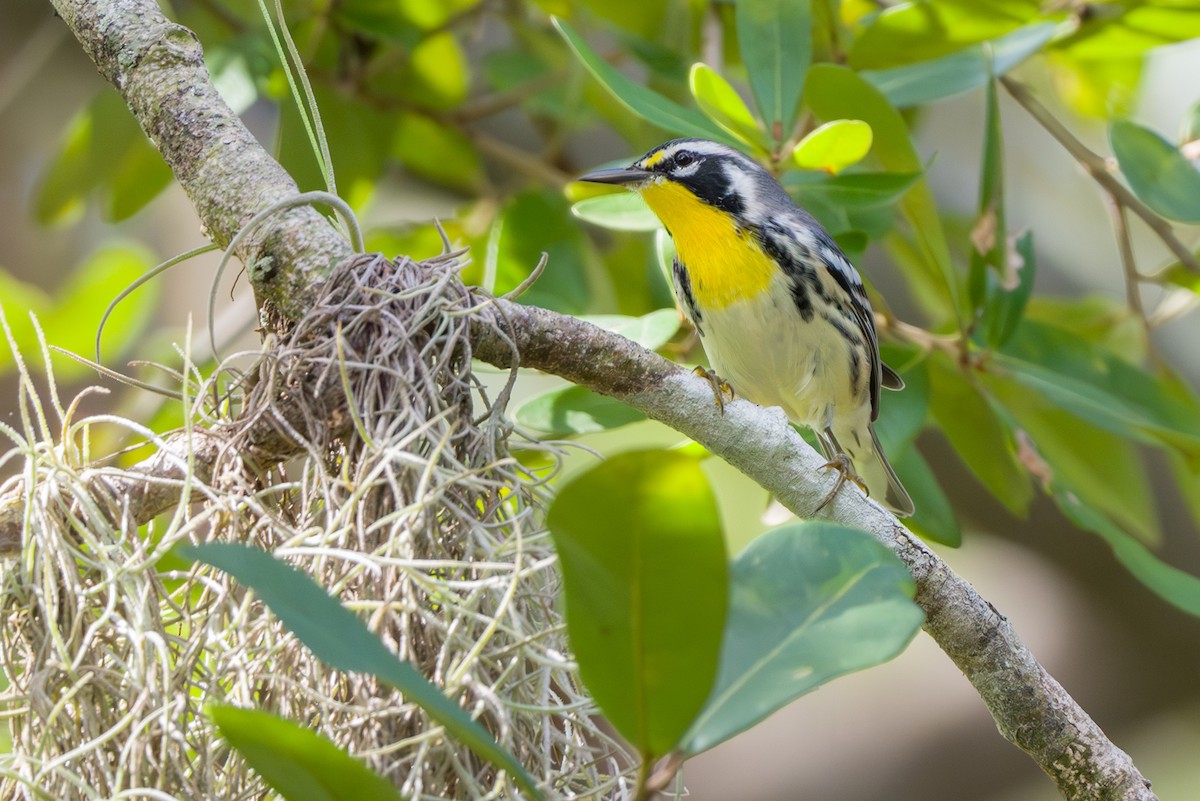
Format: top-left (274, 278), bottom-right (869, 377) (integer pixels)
top-left (814, 452), bottom-right (869, 513)
top-left (693, 366), bottom-right (734, 413)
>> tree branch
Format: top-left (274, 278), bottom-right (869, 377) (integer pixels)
top-left (19, 2), bottom-right (1158, 799)
top-left (50, 0), bottom-right (352, 320)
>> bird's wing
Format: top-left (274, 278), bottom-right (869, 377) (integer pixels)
top-left (815, 239), bottom-right (886, 421)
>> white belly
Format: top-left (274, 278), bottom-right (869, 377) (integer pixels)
top-left (696, 276), bottom-right (859, 431)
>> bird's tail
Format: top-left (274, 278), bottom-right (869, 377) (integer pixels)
top-left (850, 426), bottom-right (914, 517)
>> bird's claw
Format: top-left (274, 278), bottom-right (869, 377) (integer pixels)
top-left (814, 453), bottom-right (869, 513)
top-left (693, 366), bottom-right (734, 413)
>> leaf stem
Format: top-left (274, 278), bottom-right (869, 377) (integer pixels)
top-left (1000, 76), bottom-right (1200, 276)
top-left (1104, 191), bottom-right (1162, 364)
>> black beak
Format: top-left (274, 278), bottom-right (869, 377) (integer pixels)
top-left (577, 166), bottom-right (652, 185)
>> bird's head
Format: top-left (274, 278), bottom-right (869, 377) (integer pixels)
top-left (578, 138), bottom-right (788, 220)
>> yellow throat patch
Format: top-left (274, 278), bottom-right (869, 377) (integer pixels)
top-left (639, 180), bottom-right (775, 308)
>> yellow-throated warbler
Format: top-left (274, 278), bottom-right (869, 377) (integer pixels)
top-left (580, 138), bottom-right (914, 516)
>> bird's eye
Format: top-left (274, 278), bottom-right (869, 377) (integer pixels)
top-left (673, 151), bottom-right (694, 168)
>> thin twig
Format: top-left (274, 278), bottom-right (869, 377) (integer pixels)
top-left (1104, 192), bottom-right (1162, 365)
top-left (1001, 76), bottom-right (1200, 276)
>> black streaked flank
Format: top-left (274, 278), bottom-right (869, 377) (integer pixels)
top-left (673, 258), bottom-right (704, 334)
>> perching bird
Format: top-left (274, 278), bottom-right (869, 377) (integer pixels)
top-left (579, 138), bottom-right (914, 516)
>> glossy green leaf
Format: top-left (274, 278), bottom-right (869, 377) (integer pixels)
top-left (850, 0), bottom-right (1042, 70)
top-left (547, 450), bottom-right (727, 759)
top-left (792, 120), bottom-right (873, 174)
top-left (515, 386), bottom-right (646, 435)
top-left (927, 353), bottom-right (1033, 515)
top-left (1055, 486), bottom-right (1200, 617)
top-left (985, 373), bottom-right (1158, 546)
top-left (1110, 119), bottom-right (1200, 224)
top-left (689, 63), bottom-right (769, 150)
top-left (996, 320), bottom-right (1200, 456)
top-left (572, 192), bottom-right (661, 232)
top-left (981, 230), bottom-right (1035, 348)
top-left (210, 706), bottom-right (405, 801)
top-left (554, 18), bottom-right (731, 142)
top-left (968, 78), bottom-right (1007, 315)
top-left (785, 171), bottom-right (921, 210)
top-left (179, 543), bottom-right (542, 799)
top-left (578, 309), bottom-right (682, 350)
top-left (682, 521), bottom-right (922, 754)
top-left (735, 0), bottom-right (811, 140)
top-left (806, 65), bottom-right (962, 327)
top-left (864, 22), bottom-right (1058, 108)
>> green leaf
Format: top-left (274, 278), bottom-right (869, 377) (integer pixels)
top-left (984, 373), bottom-right (1159, 546)
top-left (554, 18), bottom-right (731, 142)
top-left (682, 521), bottom-right (922, 754)
top-left (1110, 119), bottom-right (1200, 224)
top-left (873, 350), bottom-right (929, 455)
top-left (805, 65), bottom-right (962, 326)
top-left (785, 171), bottom-right (921, 210)
top-left (547, 450), bottom-right (727, 759)
top-left (981, 230), bottom-right (1035, 348)
top-left (891, 446), bottom-right (961, 547)
top-left (1054, 4), bottom-right (1200, 61)
top-left (0, 269), bottom-right (51, 371)
top-left (1055, 487), bottom-right (1200, 617)
top-left (46, 244), bottom-right (159, 368)
top-left (277, 85), bottom-right (393, 209)
top-left (578, 309), bottom-right (682, 350)
top-left (392, 113), bottom-right (482, 192)
top-left (850, 0), bottom-right (1042, 70)
top-left (995, 320), bottom-right (1200, 456)
top-left (689, 63), bottom-right (769, 151)
top-left (968, 78), bottom-right (1007, 315)
top-left (492, 189), bottom-right (591, 313)
top-left (35, 90), bottom-right (173, 225)
top-left (864, 22), bottom-right (1058, 108)
top-left (515, 386), bottom-right (646, 435)
top-left (578, 0), bottom-right (667, 38)
top-left (407, 31), bottom-right (470, 110)
top-left (572, 192), bottom-right (661, 232)
top-left (1159, 261), bottom-right (1200, 296)
top-left (792, 119), bottom-right (873, 175)
top-left (1048, 54), bottom-right (1141, 118)
top-left (735, 0), bottom-right (812, 141)
top-left (210, 706), bottom-right (406, 801)
top-left (179, 543), bottom-right (542, 799)
top-left (927, 353), bottom-right (1033, 515)
top-left (872, 355), bottom-right (959, 546)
